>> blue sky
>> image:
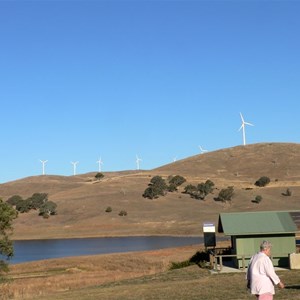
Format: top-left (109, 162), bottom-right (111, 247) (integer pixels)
top-left (0, 0), bottom-right (299, 183)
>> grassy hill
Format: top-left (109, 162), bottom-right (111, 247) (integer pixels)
top-left (1, 142), bottom-right (300, 240)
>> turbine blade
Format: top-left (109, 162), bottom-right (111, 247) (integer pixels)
top-left (240, 112), bottom-right (244, 122)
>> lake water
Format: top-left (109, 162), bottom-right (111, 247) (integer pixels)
top-left (9, 236), bottom-right (208, 264)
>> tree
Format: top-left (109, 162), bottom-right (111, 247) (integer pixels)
top-left (168, 175), bottom-right (186, 188)
top-left (143, 185), bottom-right (164, 199)
top-left (15, 199), bottom-right (31, 213)
top-left (6, 195), bottom-right (23, 206)
top-left (150, 176), bottom-right (168, 190)
top-left (0, 199), bottom-right (18, 272)
top-left (39, 201), bottom-right (57, 218)
top-left (183, 184), bottom-right (197, 195)
top-left (183, 180), bottom-right (215, 200)
top-left (143, 176), bottom-right (168, 199)
top-left (252, 195), bottom-right (262, 204)
top-left (29, 193), bottom-right (48, 209)
top-left (95, 172), bottom-right (104, 181)
top-left (216, 186), bottom-right (234, 202)
top-left (167, 175), bottom-right (186, 192)
top-left (255, 176), bottom-right (270, 187)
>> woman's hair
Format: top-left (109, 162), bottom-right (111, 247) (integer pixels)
top-left (260, 240), bottom-right (272, 251)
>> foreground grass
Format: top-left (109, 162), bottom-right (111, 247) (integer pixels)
top-left (2, 242), bottom-right (300, 300)
top-left (22, 267), bottom-right (300, 300)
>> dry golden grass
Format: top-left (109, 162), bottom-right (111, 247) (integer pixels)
top-left (1, 244), bottom-right (204, 299)
top-left (3, 240), bottom-right (300, 300)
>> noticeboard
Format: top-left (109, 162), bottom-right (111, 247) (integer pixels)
top-left (203, 222), bottom-right (216, 247)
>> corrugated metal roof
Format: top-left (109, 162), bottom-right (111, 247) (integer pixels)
top-left (218, 211), bottom-right (298, 236)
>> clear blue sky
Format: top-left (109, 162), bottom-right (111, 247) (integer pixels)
top-left (0, 0), bottom-right (300, 183)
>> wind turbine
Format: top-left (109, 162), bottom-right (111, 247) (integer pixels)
top-left (40, 160), bottom-right (48, 175)
top-left (136, 155), bottom-right (142, 170)
top-left (198, 146), bottom-right (208, 154)
top-left (96, 157), bottom-right (103, 172)
top-left (71, 161), bottom-right (79, 176)
top-left (239, 112), bottom-right (254, 146)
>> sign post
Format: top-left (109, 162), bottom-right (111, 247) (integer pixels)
top-left (203, 222), bottom-right (216, 249)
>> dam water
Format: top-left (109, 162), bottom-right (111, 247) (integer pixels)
top-left (9, 236), bottom-right (210, 264)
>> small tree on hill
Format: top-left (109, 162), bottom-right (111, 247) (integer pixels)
top-left (255, 176), bottom-right (270, 187)
top-left (183, 184), bottom-right (197, 195)
top-left (183, 180), bottom-right (215, 200)
top-left (29, 193), bottom-right (48, 210)
top-left (143, 176), bottom-right (168, 199)
top-left (168, 175), bottom-right (186, 192)
top-left (6, 195), bottom-right (23, 206)
top-left (216, 186), bottom-right (234, 202)
top-left (95, 172), bottom-right (104, 181)
top-left (252, 195), bottom-right (262, 204)
top-left (15, 199), bottom-right (31, 213)
top-left (39, 201), bottom-right (57, 218)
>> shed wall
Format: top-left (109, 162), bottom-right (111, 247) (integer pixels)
top-left (232, 234), bottom-right (296, 268)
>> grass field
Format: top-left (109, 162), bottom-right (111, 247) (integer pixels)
top-left (2, 243), bottom-right (300, 300)
top-left (36, 268), bottom-right (300, 300)
top-left (4, 265), bottom-right (300, 300)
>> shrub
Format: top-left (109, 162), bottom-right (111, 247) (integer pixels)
top-left (119, 210), bottom-right (127, 216)
top-left (169, 250), bottom-right (211, 270)
top-left (169, 260), bottom-right (192, 270)
top-left (105, 206), bottom-right (112, 213)
top-left (252, 195), bottom-right (262, 204)
top-left (282, 188), bottom-right (292, 196)
top-left (95, 172), bottom-right (104, 180)
top-left (189, 251), bottom-right (210, 265)
top-left (255, 176), bottom-right (270, 187)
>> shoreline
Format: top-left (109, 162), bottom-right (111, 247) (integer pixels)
top-left (11, 232), bottom-right (230, 241)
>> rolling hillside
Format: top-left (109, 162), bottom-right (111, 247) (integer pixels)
top-left (1, 142), bottom-right (300, 240)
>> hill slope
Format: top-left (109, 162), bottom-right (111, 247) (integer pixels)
top-left (1, 142), bottom-right (300, 240)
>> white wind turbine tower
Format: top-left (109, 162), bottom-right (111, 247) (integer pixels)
top-left (239, 112), bottom-right (254, 146)
top-left (198, 145), bottom-right (208, 154)
top-left (136, 155), bottom-right (142, 170)
top-left (40, 160), bottom-right (48, 175)
top-left (71, 161), bottom-right (79, 176)
top-left (96, 157), bottom-right (103, 172)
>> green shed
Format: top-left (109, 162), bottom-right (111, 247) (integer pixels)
top-left (218, 211), bottom-right (299, 268)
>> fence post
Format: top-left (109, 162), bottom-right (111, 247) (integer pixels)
top-left (220, 256), bottom-right (223, 271)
